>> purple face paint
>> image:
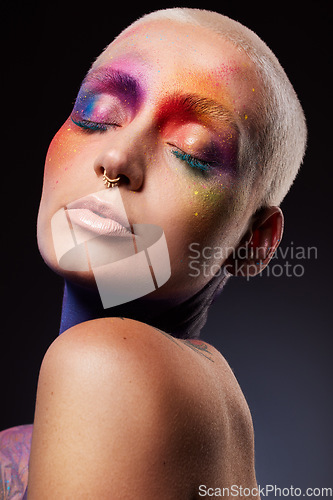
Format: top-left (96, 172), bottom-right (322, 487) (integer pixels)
top-left (71, 67), bottom-right (144, 131)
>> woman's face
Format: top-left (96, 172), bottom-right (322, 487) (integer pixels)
top-left (37, 19), bottom-right (260, 305)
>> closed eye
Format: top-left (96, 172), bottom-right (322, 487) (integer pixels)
top-left (171, 149), bottom-right (212, 172)
top-left (71, 117), bottom-right (118, 133)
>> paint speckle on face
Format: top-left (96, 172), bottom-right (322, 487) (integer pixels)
top-left (43, 119), bottom-right (90, 188)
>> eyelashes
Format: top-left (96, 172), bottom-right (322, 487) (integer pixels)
top-left (71, 118), bottom-right (107, 132)
top-left (70, 117), bottom-right (118, 132)
top-left (171, 149), bottom-right (212, 172)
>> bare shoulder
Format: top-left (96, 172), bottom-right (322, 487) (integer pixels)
top-left (35, 317), bottom-right (232, 413)
top-left (28, 318), bottom-right (258, 499)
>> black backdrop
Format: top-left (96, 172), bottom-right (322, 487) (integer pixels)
top-left (2, 0), bottom-right (332, 495)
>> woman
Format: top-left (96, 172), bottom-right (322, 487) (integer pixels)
top-left (1, 8), bottom-right (306, 499)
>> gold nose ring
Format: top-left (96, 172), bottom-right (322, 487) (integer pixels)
top-left (102, 169), bottom-right (121, 188)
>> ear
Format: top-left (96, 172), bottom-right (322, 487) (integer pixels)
top-left (225, 206), bottom-right (284, 277)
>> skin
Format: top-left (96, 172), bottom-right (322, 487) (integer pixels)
top-left (27, 318), bottom-right (259, 499)
top-left (5, 17), bottom-right (285, 499)
top-left (37, 18), bottom-right (283, 303)
top-left (0, 425), bottom-right (32, 498)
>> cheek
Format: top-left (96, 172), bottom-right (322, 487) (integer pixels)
top-left (170, 166), bottom-right (251, 259)
top-left (190, 180), bottom-right (230, 217)
top-left (161, 173), bottom-right (236, 249)
top-left (44, 118), bottom-right (89, 186)
top-left (156, 181), bottom-right (240, 296)
top-left (173, 165), bottom-right (236, 225)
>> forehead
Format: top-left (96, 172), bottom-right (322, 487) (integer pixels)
top-left (92, 20), bottom-right (259, 112)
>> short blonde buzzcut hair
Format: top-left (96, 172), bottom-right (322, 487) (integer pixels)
top-left (120, 8), bottom-right (307, 209)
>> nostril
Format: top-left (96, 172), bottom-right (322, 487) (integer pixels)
top-left (119, 175), bottom-right (130, 185)
top-left (114, 174), bottom-right (130, 186)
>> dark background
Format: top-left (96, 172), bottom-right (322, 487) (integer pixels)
top-left (2, 0), bottom-right (332, 496)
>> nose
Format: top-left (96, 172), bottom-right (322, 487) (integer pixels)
top-left (93, 120), bottom-right (150, 192)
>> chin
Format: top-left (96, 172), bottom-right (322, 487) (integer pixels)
top-left (37, 226), bottom-right (96, 290)
top-left (36, 212), bottom-right (203, 309)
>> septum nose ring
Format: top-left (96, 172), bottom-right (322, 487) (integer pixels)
top-left (102, 169), bottom-right (121, 188)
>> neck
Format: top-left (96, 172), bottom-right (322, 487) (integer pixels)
top-left (59, 281), bottom-right (103, 334)
top-left (60, 272), bottom-right (229, 339)
top-left (59, 281), bottom-right (157, 333)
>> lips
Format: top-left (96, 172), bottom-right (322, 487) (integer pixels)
top-left (65, 192), bottom-right (133, 237)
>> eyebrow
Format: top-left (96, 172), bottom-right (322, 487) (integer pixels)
top-left (156, 93), bottom-right (239, 132)
top-left (82, 67), bottom-right (144, 106)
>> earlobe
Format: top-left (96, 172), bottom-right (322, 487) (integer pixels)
top-left (225, 206), bottom-right (284, 277)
